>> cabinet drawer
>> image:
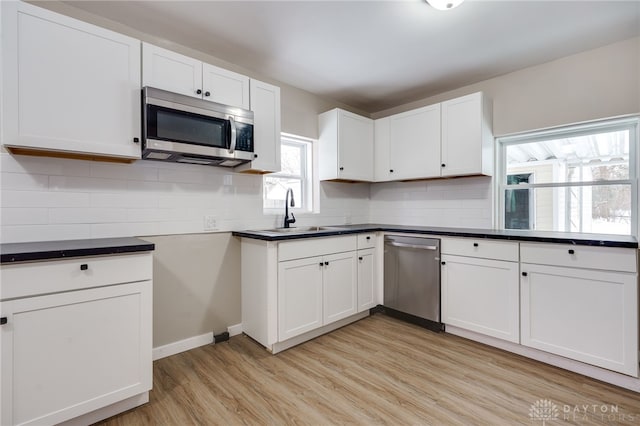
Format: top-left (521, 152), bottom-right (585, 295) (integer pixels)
top-left (1, 253), bottom-right (153, 300)
top-left (357, 233), bottom-right (376, 249)
top-left (520, 243), bottom-right (637, 273)
top-left (441, 238), bottom-right (518, 262)
top-left (279, 236), bottom-right (357, 261)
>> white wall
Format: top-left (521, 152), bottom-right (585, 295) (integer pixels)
top-left (0, 153), bottom-right (369, 243)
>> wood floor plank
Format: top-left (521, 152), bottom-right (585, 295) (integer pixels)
top-left (96, 314), bottom-right (640, 425)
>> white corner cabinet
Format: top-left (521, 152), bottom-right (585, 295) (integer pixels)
top-left (318, 109), bottom-right (374, 182)
top-left (142, 42), bottom-right (250, 109)
top-left (520, 243), bottom-right (638, 376)
top-left (1, 1), bottom-right (142, 161)
top-left (241, 233), bottom-right (381, 353)
top-left (374, 92), bottom-right (493, 182)
top-left (441, 238), bottom-right (520, 343)
top-left (0, 252), bottom-right (153, 425)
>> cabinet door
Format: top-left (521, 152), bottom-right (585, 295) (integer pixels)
top-left (441, 255), bottom-right (519, 343)
top-left (202, 63), bottom-right (250, 109)
top-left (374, 117), bottom-right (391, 182)
top-left (237, 79), bottom-right (281, 173)
top-left (142, 42), bottom-right (203, 99)
top-left (337, 110), bottom-right (374, 181)
top-left (441, 92), bottom-right (491, 177)
top-left (388, 104), bottom-right (441, 180)
top-left (323, 252), bottom-right (358, 324)
top-left (1, 2), bottom-right (141, 160)
top-left (357, 248), bottom-right (376, 312)
top-left (278, 257), bottom-right (324, 341)
top-left (0, 281), bottom-right (152, 426)
top-left (521, 263), bottom-right (638, 376)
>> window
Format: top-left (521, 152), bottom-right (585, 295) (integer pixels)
top-left (497, 117), bottom-right (638, 236)
top-left (264, 134), bottom-right (315, 212)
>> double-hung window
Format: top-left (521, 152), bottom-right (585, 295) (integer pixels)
top-left (497, 117), bottom-right (638, 236)
top-left (264, 134), bottom-right (314, 212)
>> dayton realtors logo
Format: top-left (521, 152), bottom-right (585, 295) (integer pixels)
top-left (529, 399), bottom-right (635, 423)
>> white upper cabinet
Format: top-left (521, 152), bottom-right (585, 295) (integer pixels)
top-left (441, 92), bottom-right (493, 177)
top-left (388, 104), bottom-right (441, 181)
top-left (142, 43), bottom-right (249, 109)
top-left (142, 42), bottom-right (202, 99)
top-left (319, 109), bottom-right (374, 182)
top-left (1, 1), bottom-right (142, 160)
top-left (373, 92), bottom-right (493, 182)
top-left (236, 79), bottom-right (282, 174)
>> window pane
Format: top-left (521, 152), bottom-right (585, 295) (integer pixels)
top-left (264, 176), bottom-right (302, 209)
top-left (280, 144), bottom-right (302, 176)
top-left (505, 185), bottom-right (631, 235)
top-left (506, 130), bottom-right (629, 184)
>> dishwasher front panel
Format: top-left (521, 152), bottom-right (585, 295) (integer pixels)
top-left (384, 235), bottom-right (441, 325)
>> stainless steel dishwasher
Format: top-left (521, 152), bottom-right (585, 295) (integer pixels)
top-left (383, 235), bottom-right (443, 331)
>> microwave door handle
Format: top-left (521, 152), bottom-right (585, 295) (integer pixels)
top-left (228, 116), bottom-right (237, 154)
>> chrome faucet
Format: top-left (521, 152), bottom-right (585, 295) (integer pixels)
top-left (284, 188), bottom-right (296, 228)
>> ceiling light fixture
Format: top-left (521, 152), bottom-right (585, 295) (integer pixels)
top-left (426, 0), bottom-right (464, 10)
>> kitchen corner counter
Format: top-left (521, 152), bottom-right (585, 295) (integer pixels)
top-left (0, 237), bottom-right (155, 263)
top-left (232, 224), bottom-right (639, 248)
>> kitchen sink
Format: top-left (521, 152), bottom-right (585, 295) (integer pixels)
top-left (260, 226), bottom-right (344, 233)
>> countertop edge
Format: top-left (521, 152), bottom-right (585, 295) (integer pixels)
top-left (231, 226), bottom-right (639, 248)
top-left (1, 238), bottom-right (156, 264)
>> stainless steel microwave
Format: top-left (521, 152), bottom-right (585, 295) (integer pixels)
top-left (141, 86), bottom-right (255, 167)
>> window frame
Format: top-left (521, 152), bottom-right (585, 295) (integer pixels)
top-left (263, 133), bottom-right (317, 214)
top-left (495, 116), bottom-right (639, 236)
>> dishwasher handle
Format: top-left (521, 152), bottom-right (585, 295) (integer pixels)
top-left (385, 241), bottom-right (438, 251)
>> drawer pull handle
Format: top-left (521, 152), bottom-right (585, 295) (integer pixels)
top-left (319, 262), bottom-right (324, 267)
top-left (522, 272), bottom-right (528, 277)
top-left (473, 243), bottom-right (478, 247)
top-left (568, 249), bottom-right (575, 255)
top-left (324, 261), bottom-right (329, 266)
top-left (0, 317), bottom-right (7, 325)
top-left (359, 257), bottom-right (363, 261)
top-left (441, 261), bottom-right (446, 265)
top-left (80, 264), bottom-right (88, 271)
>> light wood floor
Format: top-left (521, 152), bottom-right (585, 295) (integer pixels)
top-left (97, 314), bottom-right (640, 425)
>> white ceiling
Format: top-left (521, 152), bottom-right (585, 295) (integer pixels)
top-left (62, 0), bottom-right (640, 113)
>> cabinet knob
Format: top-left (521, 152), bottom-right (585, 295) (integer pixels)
top-left (196, 89), bottom-right (202, 95)
top-left (319, 262), bottom-right (324, 267)
top-left (389, 169), bottom-right (394, 173)
top-left (568, 249), bottom-right (575, 255)
top-left (441, 163), bottom-right (446, 167)
top-left (522, 272), bottom-right (528, 277)
top-left (473, 243), bottom-right (478, 247)
top-left (133, 137), bottom-right (140, 143)
top-left (0, 317), bottom-right (7, 325)
top-left (366, 236), bottom-right (371, 240)
top-left (339, 167), bottom-right (344, 171)
top-left (254, 154), bottom-right (258, 158)
top-left (204, 91), bottom-right (211, 97)
top-left (324, 261), bottom-right (329, 266)
top-left (441, 261), bottom-right (446, 265)
top-left (359, 257), bottom-right (363, 261)
top-left (80, 264), bottom-right (88, 271)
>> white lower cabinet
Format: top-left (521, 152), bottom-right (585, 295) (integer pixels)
top-left (0, 253), bottom-right (153, 426)
top-left (278, 256), bottom-right (324, 341)
top-left (278, 251), bottom-right (357, 341)
top-left (441, 238), bottom-right (520, 343)
top-left (357, 248), bottom-right (376, 312)
top-left (441, 254), bottom-right (519, 343)
top-left (520, 263), bottom-right (638, 376)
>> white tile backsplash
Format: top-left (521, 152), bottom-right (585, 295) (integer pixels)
top-left (0, 153), bottom-right (493, 243)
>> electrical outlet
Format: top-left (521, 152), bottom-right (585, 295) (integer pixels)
top-left (203, 215), bottom-right (217, 231)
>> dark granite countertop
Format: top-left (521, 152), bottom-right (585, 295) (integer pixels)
top-left (0, 237), bottom-right (155, 263)
top-left (232, 224), bottom-right (638, 248)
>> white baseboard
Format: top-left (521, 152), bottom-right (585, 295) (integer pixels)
top-left (153, 332), bottom-right (213, 361)
top-left (228, 323), bottom-right (242, 337)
